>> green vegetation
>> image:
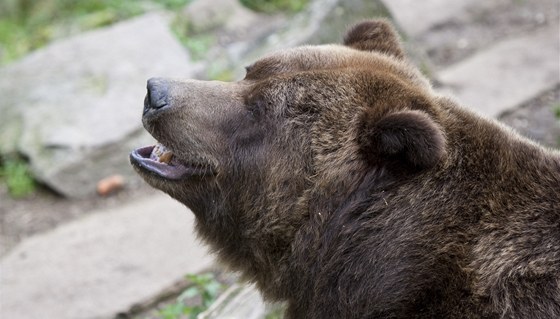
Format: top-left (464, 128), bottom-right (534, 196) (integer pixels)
top-left (0, 156), bottom-right (36, 198)
top-left (182, 35), bottom-right (215, 61)
top-left (265, 307), bottom-right (285, 319)
top-left (206, 63), bottom-right (235, 82)
top-left (0, 0), bottom-right (310, 66)
top-left (554, 103), bottom-right (560, 147)
top-left (157, 273), bottom-right (223, 319)
top-left (170, 16), bottom-right (215, 61)
top-left (0, 0), bottom-right (191, 65)
top-left (553, 103), bottom-right (560, 119)
top-left (240, 0), bottom-right (309, 13)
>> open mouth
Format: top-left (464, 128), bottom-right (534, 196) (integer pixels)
top-left (130, 143), bottom-right (213, 180)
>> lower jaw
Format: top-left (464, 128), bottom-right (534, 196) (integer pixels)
top-left (130, 145), bottom-right (215, 181)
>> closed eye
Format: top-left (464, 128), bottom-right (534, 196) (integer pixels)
top-left (244, 65), bottom-right (254, 77)
top-left (245, 95), bottom-right (268, 119)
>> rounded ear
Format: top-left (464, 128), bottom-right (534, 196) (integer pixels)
top-left (344, 19), bottom-right (404, 58)
top-left (358, 109), bottom-right (446, 171)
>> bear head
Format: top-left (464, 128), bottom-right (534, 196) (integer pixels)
top-left (130, 19), bottom-right (447, 295)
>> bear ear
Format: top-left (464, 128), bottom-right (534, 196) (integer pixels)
top-left (358, 109), bottom-right (446, 171)
top-left (344, 19), bottom-right (404, 58)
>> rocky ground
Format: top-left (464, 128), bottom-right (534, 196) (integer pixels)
top-left (0, 179), bottom-right (157, 257)
top-left (500, 85), bottom-right (560, 147)
top-left (1, 0), bottom-right (558, 318)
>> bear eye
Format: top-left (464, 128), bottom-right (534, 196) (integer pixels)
top-left (247, 98), bottom-right (267, 119)
top-left (244, 65), bottom-right (254, 78)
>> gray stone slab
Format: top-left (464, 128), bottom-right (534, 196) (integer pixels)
top-left (0, 13), bottom-right (197, 197)
top-left (437, 25), bottom-right (560, 118)
top-left (228, 0), bottom-right (390, 79)
top-left (0, 194), bottom-right (213, 319)
top-left (199, 284), bottom-right (268, 319)
top-left (382, 0), bottom-right (496, 37)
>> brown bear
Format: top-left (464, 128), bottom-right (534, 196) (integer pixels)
top-left (130, 20), bottom-right (560, 318)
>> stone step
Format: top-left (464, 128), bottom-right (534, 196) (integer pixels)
top-left (381, 0), bottom-right (495, 38)
top-left (199, 284), bottom-right (270, 319)
top-left (384, 0), bottom-right (557, 68)
top-left (436, 24), bottom-right (559, 118)
top-left (0, 13), bottom-right (198, 198)
top-left (0, 194), bottom-right (213, 319)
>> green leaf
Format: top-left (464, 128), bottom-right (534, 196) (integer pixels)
top-left (180, 286), bottom-right (200, 299)
top-left (1, 158), bottom-right (36, 198)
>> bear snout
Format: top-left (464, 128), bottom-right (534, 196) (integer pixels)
top-left (143, 77), bottom-right (170, 117)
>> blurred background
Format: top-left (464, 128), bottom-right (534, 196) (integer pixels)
top-left (0, 0), bottom-right (558, 318)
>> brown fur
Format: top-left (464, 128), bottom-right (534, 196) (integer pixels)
top-left (132, 20), bottom-right (560, 318)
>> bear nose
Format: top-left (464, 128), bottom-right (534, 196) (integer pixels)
top-left (144, 77), bottom-right (170, 115)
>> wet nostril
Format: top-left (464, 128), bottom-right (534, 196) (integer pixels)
top-left (146, 77), bottom-right (169, 112)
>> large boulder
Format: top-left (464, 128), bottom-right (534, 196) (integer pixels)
top-left (181, 0), bottom-right (392, 80)
top-left (380, 0), bottom-right (496, 38)
top-left (235, 0), bottom-right (391, 77)
top-left (0, 13), bottom-right (197, 197)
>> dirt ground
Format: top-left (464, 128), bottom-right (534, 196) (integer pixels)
top-left (0, 179), bottom-right (158, 257)
top-left (500, 85), bottom-right (560, 148)
top-left (418, 0), bottom-right (558, 68)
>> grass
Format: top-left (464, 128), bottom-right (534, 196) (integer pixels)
top-left (0, 156), bottom-right (36, 198)
top-left (170, 15), bottom-right (215, 61)
top-left (240, 0), bottom-right (309, 13)
top-left (153, 273), bottom-right (286, 319)
top-left (0, 0), bottom-right (191, 65)
top-left (0, 0), bottom-right (309, 65)
top-left (157, 273), bottom-right (224, 319)
top-left (553, 103), bottom-right (560, 119)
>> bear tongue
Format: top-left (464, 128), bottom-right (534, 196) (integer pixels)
top-left (150, 143), bottom-right (174, 164)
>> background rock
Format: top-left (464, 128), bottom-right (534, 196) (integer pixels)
top-left (0, 193), bottom-right (213, 319)
top-left (0, 13), bottom-right (196, 197)
top-left (381, 0), bottom-right (496, 38)
top-left (409, 0), bottom-right (557, 68)
top-left (199, 283), bottom-right (284, 319)
top-left (183, 0), bottom-right (265, 35)
top-left (187, 0), bottom-right (393, 80)
top-left (437, 24), bottom-right (559, 118)
top-left (240, 0), bottom-right (391, 78)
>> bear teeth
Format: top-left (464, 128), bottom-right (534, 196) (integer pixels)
top-left (158, 151), bottom-right (173, 164)
top-left (150, 143), bottom-right (174, 164)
